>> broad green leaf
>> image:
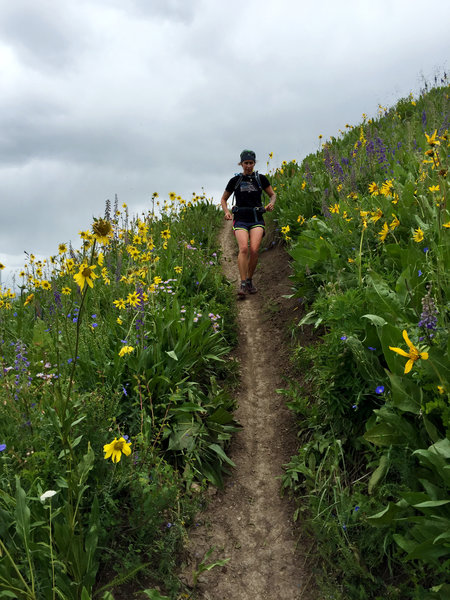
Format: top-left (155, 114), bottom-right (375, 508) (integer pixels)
top-left (367, 502), bottom-right (399, 525)
top-left (368, 454), bottom-right (389, 495)
top-left (364, 422), bottom-right (404, 446)
top-left (387, 372), bottom-right (422, 414)
top-left (165, 350), bottom-right (178, 360)
top-left (361, 314), bottom-right (388, 327)
top-left (412, 500), bottom-right (450, 508)
top-left (208, 443), bottom-right (236, 467)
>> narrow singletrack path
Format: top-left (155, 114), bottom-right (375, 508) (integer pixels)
top-left (184, 223), bottom-right (313, 599)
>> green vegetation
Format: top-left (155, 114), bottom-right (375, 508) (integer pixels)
top-left (0, 195), bottom-right (238, 599)
top-left (274, 81), bottom-right (449, 598)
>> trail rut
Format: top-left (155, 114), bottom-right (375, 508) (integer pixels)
top-left (184, 223), bottom-right (314, 599)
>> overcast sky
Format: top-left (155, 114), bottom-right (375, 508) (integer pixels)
top-left (1, 0), bottom-right (449, 286)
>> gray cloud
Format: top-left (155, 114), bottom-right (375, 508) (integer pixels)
top-left (0, 0), bottom-right (449, 289)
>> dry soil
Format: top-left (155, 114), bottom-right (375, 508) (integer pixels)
top-left (182, 222), bottom-right (316, 599)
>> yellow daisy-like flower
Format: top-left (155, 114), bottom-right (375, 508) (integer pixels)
top-left (412, 227), bottom-right (424, 243)
top-left (103, 437), bottom-right (132, 463)
top-left (127, 291), bottom-right (140, 307)
top-left (389, 330), bottom-right (429, 374)
top-left (301, 181), bottom-right (306, 190)
top-left (378, 222), bottom-right (389, 242)
top-left (58, 243), bottom-right (67, 255)
top-left (329, 203), bottom-right (340, 214)
top-left (73, 264), bottom-right (98, 291)
top-left (62, 287), bottom-right (71, 295)
top-left (161, 229), bottom-right (171, 241)
top-left (297, 215), bottom-right (305, 225)
top-left (380, 180), bottom-right (394, 197)
top-left (117, 317), bottom-right (123, 325)
top-left (281, 225), bottom-right (290, 236)
top-left (169, 192), bottom-right (176, 201)
top-left (368, 182), bottom-right (380, 196)
top-left (370, 208), bottom-right (383, 223)
top-left (65, 258), bottom-right (76, 273)
top-left (24, 293), bottom-right (34, 306)
top-left (113, 298), bottom-right (126, 309)
top-left (389, 214), bottom-right (400, 230)
top-left (425, 130), bottom-right (440, 147)
top-left (174, 266), bottom-right (183, 274)
top-left (118, 345), bottom-right (134, 357)
top-left (154, 276), bottom-right (162, 285)
top-left (428, 185), bottom-right (440, 192)
top-left (443, 221), bottom-right (450, 229)
top-left (41, 280), bottom-right (51, 291)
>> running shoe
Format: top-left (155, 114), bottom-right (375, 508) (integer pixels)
top-left (237, 281), bottom-right (247, 299)
top-left (246, 278), bottom-right (257, 294)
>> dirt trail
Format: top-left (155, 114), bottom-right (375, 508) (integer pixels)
top-left (184, 224), bottom-right (314, 599)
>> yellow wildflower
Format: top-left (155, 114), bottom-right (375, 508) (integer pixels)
top-left (428, 185), bottom-right (440, 192)
top-left (425, 130), bottom-right (440, 147)
top-left (113, 298), bottom-right (126, 310)
top-left (62, 287), bottom-right (71, 295)
top-left (368, 182), bottom-right (380, 196)
top-left (412, 227), bottom-right (424, 243)
top-left (24, 293), bottom-right (34, 306)
top-left (443, 221), bottom-right (450, 228)
top-left (73, 264), bottom-right (98, 291)
top-left (127, 291), bottom-right (140, 307)
top-left (370, 209), bottom-right (383, 223)
top-left (389, 215), bottom-right (400, 230)
top-left (378, 222), bottom-right (389, 242)
top-left (118, 346), bottom-right (134, 357)
top-left (58, 243), bottom-right (67, 255)
top-left (103, 437), bottom-right (132, 463)
top-left (297, 215), bottom-right (305, 225)
top-left (389, 330), bottom-right (428, 374)
top-left (174, 266), bottom-right (183, 274)
top-left (329, 203), bottom-right (340, 214)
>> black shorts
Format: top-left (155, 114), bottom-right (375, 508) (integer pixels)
top-left (233, 219), bottom-right (265, 235)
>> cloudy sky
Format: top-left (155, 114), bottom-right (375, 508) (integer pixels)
top-left (1, 0), bottom-right (449, 286)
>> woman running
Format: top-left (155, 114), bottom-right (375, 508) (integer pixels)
top-left (220, 149), bottom-right (276, 298)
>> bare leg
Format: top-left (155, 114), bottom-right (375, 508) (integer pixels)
top-left (248, 227), bottom-right (264, 279)
top-left (234, 229), bottom-right (250, 281)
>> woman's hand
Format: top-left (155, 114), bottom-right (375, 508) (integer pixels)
top-left (265, 201), bottom-right (275, 212)
top-left (224, 210), bottom-right (233, 220)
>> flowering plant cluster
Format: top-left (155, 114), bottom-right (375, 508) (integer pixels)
top-left (0, 194), bottom-right (238, 596)
top-left (273, 81), bottom-right (449, 597)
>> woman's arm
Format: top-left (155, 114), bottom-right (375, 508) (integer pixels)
top-left (221, 190), bottom-right (233, 220)
top-left (264, 185), bottom-right (276, 212)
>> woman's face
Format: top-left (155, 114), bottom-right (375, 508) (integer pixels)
top-left (241, 160), bottom-right (255, 175)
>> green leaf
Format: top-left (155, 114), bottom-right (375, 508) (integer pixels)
top-left (412, 500), bottom-right (450, 509)
top-left (387, 372), bottom-right (422, 414)
top-left (165, 350), bottom-right (178, 361)
top-left (362, 314), bottom-right (388, 327)
top-left (208, 443), bottom-right (236, 467)
top-left (367, 502), bottom-right (399, 526)
top-left (14, 477), bottom-right (30, 546)
top-left (368, 454), bottom-right (389, 495)
top-left (142, 591), bottom-right (169, 600)
top-left (364, 422), bottom-right (404, 446)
